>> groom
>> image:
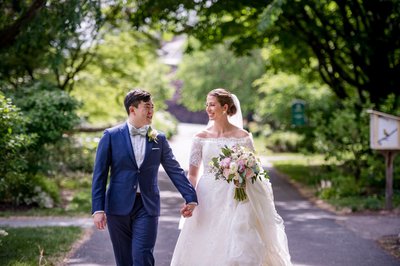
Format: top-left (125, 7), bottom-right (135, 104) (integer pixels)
top-left (91, 89), bottom-right (198, 266)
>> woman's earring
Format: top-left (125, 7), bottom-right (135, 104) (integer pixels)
top-left (223, 111), bottom-right (226, 115)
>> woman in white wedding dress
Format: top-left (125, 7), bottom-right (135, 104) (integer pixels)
top-left (171, 88), bottom-right (292, 266)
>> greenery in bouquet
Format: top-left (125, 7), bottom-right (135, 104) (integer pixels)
top-left (210, 145), bottom-right (268, 201)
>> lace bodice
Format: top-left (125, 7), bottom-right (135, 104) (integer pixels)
top-left (189, 136), bottom-right (254, 173)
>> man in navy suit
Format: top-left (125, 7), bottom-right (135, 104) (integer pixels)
top-left (92, 89), bottom-right (198, 266)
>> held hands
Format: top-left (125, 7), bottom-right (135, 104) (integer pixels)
top-left (180, 203), bottom-right (196, 218)
top-left (93, 212), bottom-right (107, 230)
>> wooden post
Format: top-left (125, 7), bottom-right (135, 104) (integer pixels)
top-left (381, 151), bottom-right (398, 210)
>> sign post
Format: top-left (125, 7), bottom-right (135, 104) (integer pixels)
top-left (367, 110), bottom-right (400, 210)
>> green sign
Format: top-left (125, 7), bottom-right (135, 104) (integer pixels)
top-left (291, 100), bottom-right (306, 126)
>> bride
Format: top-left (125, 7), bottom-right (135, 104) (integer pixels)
top-left (171, 88), bottom-right (292, 266)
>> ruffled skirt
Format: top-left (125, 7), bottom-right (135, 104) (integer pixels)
top-left (171, 174), bottom-right (292, 266)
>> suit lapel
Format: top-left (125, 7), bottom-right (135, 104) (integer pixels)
top-left (143, 136), bottom-right (153, 165)
top-left (121, 123), bottom-right (138, 168)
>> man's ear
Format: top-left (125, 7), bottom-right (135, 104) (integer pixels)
top-left (129, 106), bottom-right (135, 114)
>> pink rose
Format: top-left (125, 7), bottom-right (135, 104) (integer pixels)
top-left (245, 168), bottom-right (255, 179)
top-left (223, 168), bottom-right (231, 178)
top-left (220, 157), bottom-right (231, 168)
top-left (237, 160), bottom-right (245, 173)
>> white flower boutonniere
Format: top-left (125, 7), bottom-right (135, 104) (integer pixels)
top-left (147, 126), bottom-right (158, 143)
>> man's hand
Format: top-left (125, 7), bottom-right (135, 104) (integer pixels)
top-left (93, 212), bottom-right (107, 230)
top-left (180, 203), bottom-right (196, 218)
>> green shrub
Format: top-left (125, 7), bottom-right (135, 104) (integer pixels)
top-left (2, 174), bottom-right (60, 208)
top-left (0, 93), bottom-right (41, 206)
top-left (13, 82), bottom-right (81, 147)
top-left (66, 189), bottom-right (91, 213)
top-left (45, 134), bottom-right (97, 174)
top-left (265, 131), bottom-right (304, 152)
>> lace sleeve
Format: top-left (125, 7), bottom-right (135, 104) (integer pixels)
top-left (189, 138), bottom-right (202, 167)
top-left (244, 134), bottom-right (255, 152)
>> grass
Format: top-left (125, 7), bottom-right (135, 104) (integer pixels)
top-left (264, 152), bottom-right (400, 212)
top-left (0, 226), bottom-right (83, 266)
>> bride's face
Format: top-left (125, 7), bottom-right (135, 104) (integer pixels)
top-left (206, 95), bottom-right (227, 121)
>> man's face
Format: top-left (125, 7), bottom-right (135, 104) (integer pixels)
top-left (131, 100), bottom-right (154, 127)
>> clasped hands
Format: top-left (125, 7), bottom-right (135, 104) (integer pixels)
top-left (180, 203), bottom-right (196, 218)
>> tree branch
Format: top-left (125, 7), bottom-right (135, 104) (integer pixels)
top-left (0, 0), bottom-right (47, 50)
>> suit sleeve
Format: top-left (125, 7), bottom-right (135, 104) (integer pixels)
top-left (91, 130), bottom-right (111, 214)
top-left (159, 134), bottom-right (198, 204)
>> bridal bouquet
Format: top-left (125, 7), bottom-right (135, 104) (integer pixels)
top-left (210, 145), bottom-right (268, 201)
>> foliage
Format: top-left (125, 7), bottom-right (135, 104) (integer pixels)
top-left (72, 27), bottom-right (174, 125)
top-left (253, 72), bottom-right (335, 151)
top-left (265, 131), bottom-right (304, 153)
top-left (4, 81), bottom-right (81, 177)
top-left (312, 97), bottom-right (373, 180)
top-left (65, 189), bottom-right (92, 213)
top-left (272, 153), bottom-right (400, 212)
top-left (176, 43), bottom-right (266, 116)
top-left (0, 226), bottom-right (82, 266)
top-left (0, 92), bottom-right (34, 180)
top-left (0, 84), bottom-right (78, 207)
top-left (1, 173), bottom-right (60, 208)
top-left (0, 94), bottom-right (60, 207)
top-left (255, 72), bottom-right (334, 129)
top-left (312, 94), bottom-right (400, 184)
top-left (0, 0), bottom-right (103, 92)
top-left (0, 229), bottom-right (7, 248)
top-left (10, 82), bottom-right (81, 147)
top-left (128, 0), bottom-right (400, 108)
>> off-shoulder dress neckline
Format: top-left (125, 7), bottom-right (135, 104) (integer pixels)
top-left (193, 135), bottom-right (252, 141)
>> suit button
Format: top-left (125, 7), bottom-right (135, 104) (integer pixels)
top-left (133, 185), bottom-right (137, 189)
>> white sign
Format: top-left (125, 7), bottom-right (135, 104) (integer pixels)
top-left (368, 110), bottom-right (400, 150)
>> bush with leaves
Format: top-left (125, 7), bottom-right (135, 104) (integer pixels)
top-left (265, 131), bottom-right (304, 153)
top-left (312, 97), bottom-right (373, 181)
top-left (0, 83), bottom-right (78, 207)
top-left (11, 82), bottom-right (81, 146)
top-left (0, 93), bottom-right (34, 175)
top-left (313, 94), bottom-right (400, 200)
top-left (0, 93), bottom-right (35, 204)
top-left (0, 94), bottom-right (59, 207)
top-left (7, 82), bottom-right (81, 174)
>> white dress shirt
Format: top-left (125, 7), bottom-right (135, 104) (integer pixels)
top-left (127, 121), bottom-right (149, 193)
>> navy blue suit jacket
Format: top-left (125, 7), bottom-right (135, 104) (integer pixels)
top-left (91, 123), bottom-right (197, 216)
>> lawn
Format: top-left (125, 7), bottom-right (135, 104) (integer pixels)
top-left (268, 153), bottom-right (400, 212)
top-left (0, 226), bottom-right (83, 266)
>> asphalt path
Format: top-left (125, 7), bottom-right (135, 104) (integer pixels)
top-left (8, 123), bottom-right (387, 266)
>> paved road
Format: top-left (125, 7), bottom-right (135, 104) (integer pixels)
top-left (2, 123), bottom-right (399, 266)
top-left (65, 169), bottom-right (399, 266)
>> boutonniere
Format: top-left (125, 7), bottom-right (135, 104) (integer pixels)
top-left (147, 126), bottom-right (158, 143)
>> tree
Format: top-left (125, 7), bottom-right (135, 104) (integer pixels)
top-left (72, 27), bottom-right (174, 125)
top-left (0, 0), bottom-right (103, 92)
top-left (127, 0), bottom-right (400, 108)
top-left (176, 43), bottom-right (265, 116)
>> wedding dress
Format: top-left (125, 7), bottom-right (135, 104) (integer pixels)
top-left (171, 136), bottom-right (292, 266)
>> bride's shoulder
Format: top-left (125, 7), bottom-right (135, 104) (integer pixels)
top-left (232, 127), bottom-right (250, 138)
top-left (194, 130), bottom-right (210, 139)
